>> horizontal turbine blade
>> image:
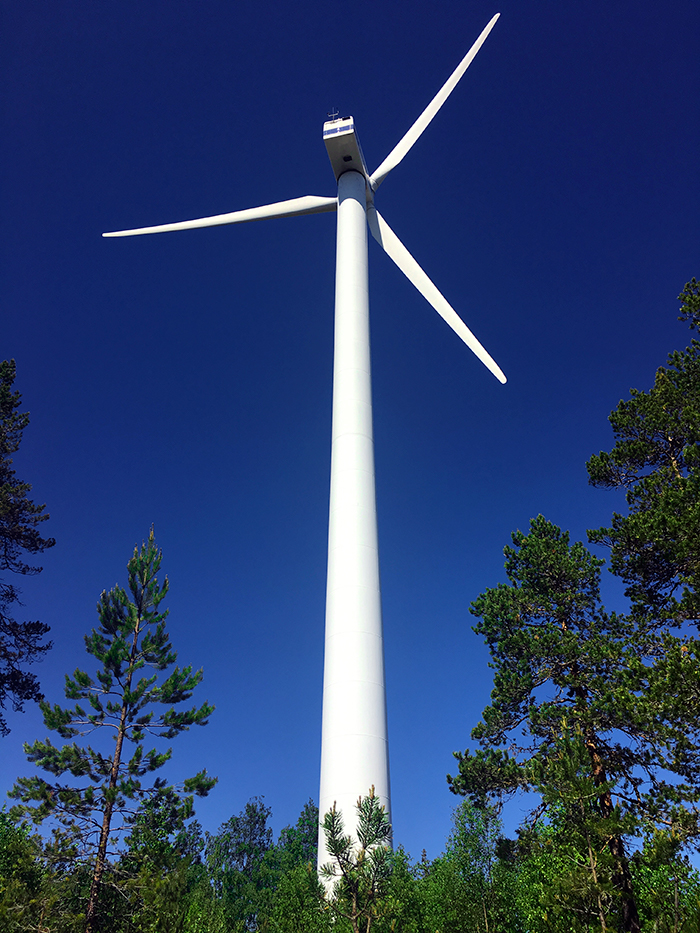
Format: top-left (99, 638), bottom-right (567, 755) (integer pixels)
top-left (103, 195), bottom-right (337, 237)
top-left (370, 13), bottom-right (500, 191)
top-left (368, 207), bottom-right (506, 384)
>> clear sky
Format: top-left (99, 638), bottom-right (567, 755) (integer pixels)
top-left (2, 0), bottom-right (699, 859)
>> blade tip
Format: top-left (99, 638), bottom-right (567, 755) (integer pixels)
top-left (490, 364), bottom-right (507, 384)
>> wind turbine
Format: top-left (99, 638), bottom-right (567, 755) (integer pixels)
top-left (103, 13), bottom-right (505, 870)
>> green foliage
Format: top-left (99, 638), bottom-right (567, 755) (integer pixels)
top-left (179, 862), bottom-right (229, 933)
top-left (451, 282), bottom-right (700, 932)
top-left (454, 514), bottom-right (700, 844)
top-left (500, 725), bottom-right (647, 931)
top-left (418, 802), bottom-right (519, 933)
top-left (374, 847), bottom-right (426, 933)
top-left (582, 281), bottom-right (700, 868)
top-left (449, 516), bottom-right (649, 809)
top-left (0, 359), bottom-right (54, 736)
top-left (0, 809), bottom-right (46, 931)
top-left (4, 788), bottom-right (700, 932)
top-left (205, 796), bottom-right (274, 930)
top-left (10, 530), bottom-right (215, 843)
top-left (630, 832), bottom-right (700, 933)
top-left (265, 862), bottom-right (330, 933)
top-left (274, 797), bottom-right (318, 871)
top-left (587, 279), bottom-right (700, 626)
top-left (260, 799), bottom-right (327, 931)
top-left (8, 530), bottom-right (216, 929)
top-left (207, 796), bottom-right (273, 886)
top-left (448, 516), bottom-right (669, 929)
top-left (118, 860), bottom-right (191, 933)
top-left (320, 787), bottom-right (394, 933)
top-left (677, 278), bottom-right (700, 332)
top-left (0, 810), bottom-right (94, 933)
top-left (507, 817), bottom-right (700, 933)
top-left (122, 787), bottom-right (205, 873)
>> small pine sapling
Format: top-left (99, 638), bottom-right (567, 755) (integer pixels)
top-left (320, 787), bottom-right (393, 933)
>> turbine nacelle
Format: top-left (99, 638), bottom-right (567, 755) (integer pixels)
top-left (323, 116), bottom-right (370, 183)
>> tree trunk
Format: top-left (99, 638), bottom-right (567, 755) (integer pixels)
top-left (584, 731), bottom-right (640, 933)
top-left (582, 801), bottom-right (607, 933)
top-left (607, 832), bottom-right (640, 933)
top-left (84, 613), bottom-right (143, 933)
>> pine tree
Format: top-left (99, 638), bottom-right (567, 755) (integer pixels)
top-left (320, 787), bottom-right (394, 933)
top-left (451, 283), bottom-right (700, 932)
top-left (584, 278), bottom-right (700, 838)
top-left (448, 517), bottom-right (672, 931)
top-left (10, 529), bottom-right (216, 933)
top-left (586, 278), bottom-right (700, 626)
top-left (0, 359), bottom-right (54, 736)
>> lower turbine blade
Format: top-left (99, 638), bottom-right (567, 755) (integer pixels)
top-left (368, 207), bottom-right (506, 384)
top-left (103, 195), bottom-right (337, 237)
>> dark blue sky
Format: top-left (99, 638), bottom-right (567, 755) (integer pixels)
top-left (2, 0), bottom-right (699, 858)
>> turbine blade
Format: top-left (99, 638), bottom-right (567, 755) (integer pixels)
top-left (103, 195), bottom-right (337, 237)
top-left (369, 13), bottom-right (500, 191)
top-left (368, 207), bottom-right (506, 384)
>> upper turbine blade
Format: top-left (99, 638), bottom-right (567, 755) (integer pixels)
top-left (368, 207), bottom-right (506, 384)
top-left (369, 13), bottom-right (500, 191)
top-left (103, 195), bottom-right (337, 237)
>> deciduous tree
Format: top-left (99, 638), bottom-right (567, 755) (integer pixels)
top-left (205, 796), bottom-right (274, 930)
top-left (275, 798), bottom-right (319, 870)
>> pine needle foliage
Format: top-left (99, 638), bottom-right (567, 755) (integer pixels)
top-left (9, 529), bottom-right (216, 932)
top-left (586, 279), bottom-right (700, 627)
top-left (451, 282), bottom-right (700, 933)
top-left (0, 359), bottom-right (54, 735)
top-left (320, 787), bottom-right (393, 933)
top-left (448, 517), bottom-right (654, 930)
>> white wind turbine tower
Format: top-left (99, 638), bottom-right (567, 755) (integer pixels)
top-left (104, 13), bottom-right (505, 869)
